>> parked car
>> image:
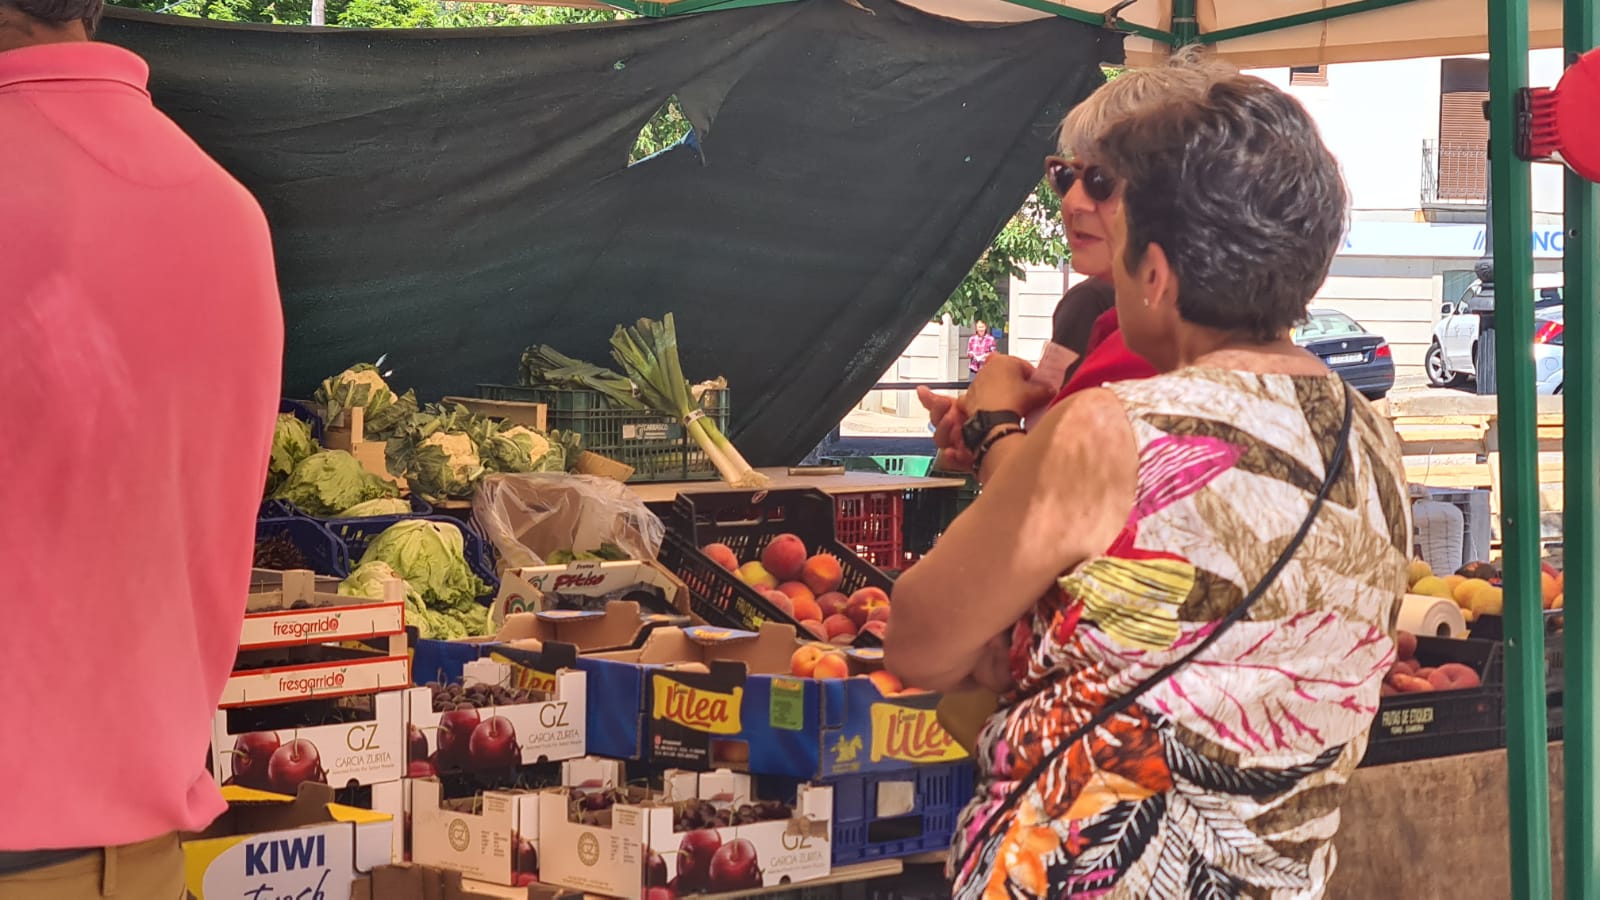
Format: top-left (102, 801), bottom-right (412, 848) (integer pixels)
top-left (1292, 308), bottom-right (1396, 400)
top-left (1426, 282), bottom-right (1563, 394)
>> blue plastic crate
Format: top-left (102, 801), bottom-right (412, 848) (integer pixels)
top-left (331, 515), bottom-right (499, 604)
top-left (827, 760), bottom-right (975, 866)
top-left (273, 494), bottom-right (434, 521)
top-left (254, 517), bottom-right (351, 577)
top-left (258, 499), bottom-right (297, 519)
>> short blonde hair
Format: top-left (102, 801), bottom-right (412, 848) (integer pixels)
top-left (1057, 46), bottom-right (1238, 160)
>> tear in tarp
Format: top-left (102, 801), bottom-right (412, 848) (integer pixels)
top-left (102, 1), bottom-right (1114, 465)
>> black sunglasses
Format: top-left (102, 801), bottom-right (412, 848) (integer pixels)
top-left (1045, 157), bottom-right (1118, 203)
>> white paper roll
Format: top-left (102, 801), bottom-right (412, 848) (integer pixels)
top-left (1396, 593), bottom-right (1467, 638)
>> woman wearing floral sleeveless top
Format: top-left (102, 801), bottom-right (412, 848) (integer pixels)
top-left (884, 75), bottom-right (1410, 899)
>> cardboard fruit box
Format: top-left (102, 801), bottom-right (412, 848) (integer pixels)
top-left (354, 863), bottom-right (582, 900)
top-left (409, 758), bottom-right (623, 886)
top-left (538, 769), bottom-right (832, 899)
top-left (580, 623), bottom-right (967, 777)
top-left (181, 782), bottom-right (392, 900)
top-left (406, 648), bottom-right (587, 776)
top-left (211, 688), bottom-right (407, 793)
top-left (490, 560), bottom-right (692, 626)
top-left (243, 569), bottom-right (407, 651)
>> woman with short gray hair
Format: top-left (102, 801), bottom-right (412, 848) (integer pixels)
top-left (885, 74), bottom-right (1410, 898)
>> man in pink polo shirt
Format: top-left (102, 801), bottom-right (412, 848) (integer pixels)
top-left (0, 0), bottom-right (283, 893)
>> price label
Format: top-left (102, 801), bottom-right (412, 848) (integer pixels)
top-left (769, 678), bottom-right (807, 731)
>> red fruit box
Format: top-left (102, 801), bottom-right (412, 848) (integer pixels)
top-left (658, 489), bottom-right (895, 648)
top-left (243, 569), bottom-right (407, 651)
top-left (224, 644), bottom-right (411, 708)
top-left (405, 649), bottom-right (588, 776)
top-left (537, 769), bottom-right (832, 899)
top-left (210, 687), bottom-right (407, 792)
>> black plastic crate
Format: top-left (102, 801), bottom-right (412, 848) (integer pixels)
top-left (254, 517), bottom-right (351, 577)
top-left (1361, 636), bottom-right (1503, 766)
top-left (660, 489), bottom-right (895, 647)
top-left (476, 384), bottom-right (728, 483)
top-left (901, 471), bottom-right (979, 558)
top-left (1461, 614), bottom-right (1564, 695)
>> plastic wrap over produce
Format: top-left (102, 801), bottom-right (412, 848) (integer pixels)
top-left (473, 473), bottom-right (665, 571)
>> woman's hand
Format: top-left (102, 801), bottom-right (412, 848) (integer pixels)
top-left (917, 386), bottom-right (974, 472)
top-left (964, 355), bottom-right (1057, 418)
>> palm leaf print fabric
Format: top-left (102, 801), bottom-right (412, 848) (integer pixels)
top-left (949, 369), bottom-right (1411, 899)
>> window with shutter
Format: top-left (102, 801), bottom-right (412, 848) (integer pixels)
top-left (1436, 59), bottom-right (1489, 203)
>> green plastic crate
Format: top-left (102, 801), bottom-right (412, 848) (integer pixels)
top-left (475, 384), bottom-right (729, 483)
top-left (841, 455), bottom-right (935, 477)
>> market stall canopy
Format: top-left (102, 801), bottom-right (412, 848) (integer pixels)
top-left (900, 0), bottom-right (1565, 66)
top-left (586, 0), bottom-right (1563, 68)
top-left (102, 1), bottom-right (1111, 466)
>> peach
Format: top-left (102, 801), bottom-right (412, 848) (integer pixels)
top-left (1542, 572), bottom-right (1562, 605)
top-left (1380, 683), bottom-right (1398, 698)
top-left (792, 594), bottom-right (822, 623)
top-left (737, 561), bottom-right (778, 591)
top-left (702, 543), bottom-right (739, 572)
top-left (867, 670), bottom-right (903, 696)
top-left (1390, 658), bottom-right (1420, 677)
top-left (1395, 630), bottom-right (1417, 662)
top-left (846, 587), bottom-right (890, 628)
top-left (868, 604), bottom-right (891, 624)
top-left (813, 651), bottom-right (849, 680)
top-left (830, 634), bottom-right (856, 646)
top-left (860, 620), bottom-right (887, 640)
top-left (777, 581), bottom-right (816, 607)
top-left (816, 591), bottom-right (849, 619)
top-left (801, 554), bottom-right (843, 595)
top-left (762, 590), bottom-right (795, 617)
top-left (762, 534), bottom-right (809, 582)
top-left (1391, 673), bottom-right (1434, 693)
top-left (790, 645), bottom-right (826, 677)
top-left (1431, 662), bottom-right (1481, 691)
top-left (823, 614), bottom-right (857, 640)
top-left (800, 619), bottom-right (827, 641)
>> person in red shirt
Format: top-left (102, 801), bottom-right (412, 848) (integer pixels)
top-left (0, 0), bottom-right (283, 894)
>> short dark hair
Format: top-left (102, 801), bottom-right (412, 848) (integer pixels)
top-left (3, 0), bottom-right (104, 34)
top-left (1094, 76), bottom-right (1348, 343)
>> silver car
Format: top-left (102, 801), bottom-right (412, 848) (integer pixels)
top-left (1426, 284), bottom-right (1564, 395)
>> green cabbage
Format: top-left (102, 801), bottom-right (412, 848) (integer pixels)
top-left (272, 450), bottom-right (400, 517)
top-left (266, 414), bottom-right (319, 495)
top-left (315, 363), bottom-right (418, 439)
top-left (357, 519), bottom-right (489, 623)
top-left (334, 498), bottom-right (413, 518)
top-left (338, 560), bottom-right (480, 640)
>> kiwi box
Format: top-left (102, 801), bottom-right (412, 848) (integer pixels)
top-left (571, 622), bottom-right (967, 777)
top-left (180, 783), bottom-right (393, 900)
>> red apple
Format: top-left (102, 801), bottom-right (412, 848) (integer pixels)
top-left (677, 829), bottom-right (723, 892)
top-left (708, 838), bottom-right (762, 891)
top-left (516, 837), bottom-right (538, 874)
top-left (406, 723), bottom-right (429, 763)
top-left (646, 850), bottom-right (669, 886)
top-left (436, 707), bottom-right (480, 770)
top-left (468, 716), bottom-right (520, 769)
top-left (266, 739), bottom-right (325, 794)
top-left (230, 731), bottom-right (280, 790)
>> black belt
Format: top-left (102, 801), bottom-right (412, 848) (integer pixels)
top-left (0, 849), bottom-right (96, 877)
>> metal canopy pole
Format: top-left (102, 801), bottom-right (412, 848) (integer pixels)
top-left (1487, 0), bottom-right (1551, 895)
top-left (1564, 0), bottom-right (1600, 891)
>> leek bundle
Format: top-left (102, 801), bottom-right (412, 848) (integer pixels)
top-left (519, 345), bottom-right (645, 410)
top-left (610, 315), bottom-right (769, 488)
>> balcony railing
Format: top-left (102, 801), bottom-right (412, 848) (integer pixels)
top-left (1422, 138), bottom-right (1488, 205)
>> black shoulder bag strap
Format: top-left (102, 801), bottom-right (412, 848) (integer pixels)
top-left (954, 385), bottom-right (1357, 876)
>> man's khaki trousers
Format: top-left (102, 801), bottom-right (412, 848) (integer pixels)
top-left (0, 834), bottom-right (183, 900)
